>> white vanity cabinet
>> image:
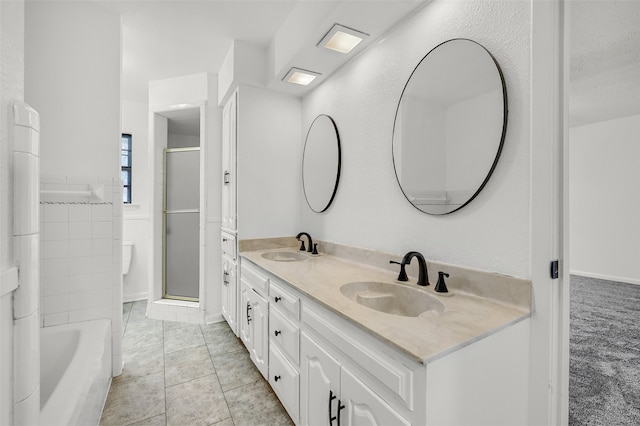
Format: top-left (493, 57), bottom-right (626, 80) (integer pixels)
top-left (268, 278), bottom-right (302, 423)
top-left (221, 254), bottom-right (237, 335)
top-left (301, 333), bottom-right (410, 426)
top-left (239, 260), bottom-right (269, 379)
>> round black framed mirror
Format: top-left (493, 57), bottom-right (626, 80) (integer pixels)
top-left (392, 38), bottom-right (508, 215)
top-left (302, 114), bottom-right (341, 213)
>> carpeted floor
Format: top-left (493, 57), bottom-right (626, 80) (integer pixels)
top-left (569, 275), bottom-right (640, 425)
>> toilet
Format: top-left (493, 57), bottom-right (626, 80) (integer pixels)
top-left (122, 241), bottom-right (134, 276)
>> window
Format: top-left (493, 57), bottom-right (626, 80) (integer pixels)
top-left (121, 133), bottom-right (132, 203)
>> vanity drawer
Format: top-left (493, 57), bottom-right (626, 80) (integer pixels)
top-left (270, 307), bottom-right (300, 366)
top-left (241, 259), bottom-right (269, 296)
top-left (269, 279), bottom-right (300, 320)
top-left (221, 231), bottom-right (236, 259)
top-left (269, 343), bottom-right (300, 423)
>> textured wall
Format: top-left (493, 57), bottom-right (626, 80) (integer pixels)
top-left (301, 0), bottom-right (531, 278)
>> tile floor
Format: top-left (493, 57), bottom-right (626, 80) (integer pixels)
top-left (100, 300), bottom-right (293, 426)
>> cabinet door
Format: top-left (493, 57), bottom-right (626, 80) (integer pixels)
top-left (221, 256), bottom-right (237, 336)
top-left (300, 332), bottom-right (341, 426)
top-left (340, 368), bottom-right (410, 426)
top-left (221, 92), bottom-right (237, 231)
top-left (239, 279), bottom-right (252, 350)
top-left (249, 289), bottom-right (269, 379)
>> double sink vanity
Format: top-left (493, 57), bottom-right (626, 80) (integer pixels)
top-left (227, 236), bottom-right (531, 426)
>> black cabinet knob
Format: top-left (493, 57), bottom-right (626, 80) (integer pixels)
top-left (274, 375), bottom-right (281, 382)
top-left (274, 330), bottom-right (281, 336)
top-left (274, 296), bottom-right (281, 303)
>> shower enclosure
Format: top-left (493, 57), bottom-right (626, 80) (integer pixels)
top-left (163, 147), bottom-right (200, 300)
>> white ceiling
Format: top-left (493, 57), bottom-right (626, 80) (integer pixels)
top-left (97, 0), bottom-right (639, 128)
top-left (570, 0), bottom-right (640, 127)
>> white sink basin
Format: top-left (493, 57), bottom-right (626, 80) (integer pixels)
top-left (261, 251), bottom-right (308, 262)
top-left (341, 281), bottom-right (445, 317)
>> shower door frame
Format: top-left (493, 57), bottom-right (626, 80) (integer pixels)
top-left (162, 146), bottom-right (201, 302)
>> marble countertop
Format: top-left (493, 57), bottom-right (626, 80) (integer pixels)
top-left (240, 246), bottom-right (531, 364)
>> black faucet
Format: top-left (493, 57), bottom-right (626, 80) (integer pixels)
top-left (296, 232), bottom-right (313, 253)
top-left (390, 251), bottom-right (430, 286)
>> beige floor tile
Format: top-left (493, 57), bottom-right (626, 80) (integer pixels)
top-left (128, 413), bottom-right (166, 426)
top-left (210, 417), bottom-right (234, 426)
top-left (164, 345), bottom-right (214, 387)
top-left (224, 380), bottom-right (293, 426)
top-left (113, 342), bottom-right (164, 385)
top-left (165, 374), bottom-right (230, 426)
top-left (100, 371), bottom-right (165, 426)
top-left (164, 323), bottom-right (205, 354)
top-left (123, 327), bottom-right (164, 352)
top-left (202, 324), bottom-right (244, 356)
top-left (210, 348), bottom-right (262, 392)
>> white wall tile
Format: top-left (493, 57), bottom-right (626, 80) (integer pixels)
top-left (69, 222), bottom-right (91, 240)
top-left (42, 258), bottom-right (68, 278)
top-left (92, 272), bottom-right (112, 290)
top-left (13, 234), bottom-right (40, 319)
top-left (91, 222), bottom-right (112, 239)
top-left (43, 294), bottom-right (68, 314)
top-left (13, 386), bottom-right (40, 426)
top-left (68, 291), bottom-right (91, 311)
top-left (91, 255), bottom-right (112, 274)
top-left (69, 259), bottom-right (91, 276)
top-left (91, 204), bottom-right (112, 222)
top-left (43, 204), bottom-right (68, 223)
top-left (41, 240), bottom-right (68, 259)
top-left (69, 204), bottom-right (91, 222)
top-left (42, 222), bottom-right (68, 241)
top-left (42, 276), bottom-right (68, 296)
top-left (14, 312), bottom-right (40, 402)
top-left (44, 312), bottom-right (68, 327)
top-left (92, 288), bottom-right (112, 308)
top-left (69, 239), bottom-right (91, 258)
top-left (91, 305), bottom-right (111, 320)
top-left (68, 274), bottom-right (91, 293)
top-left (91, 238), bottom-right (112, 256)
top-left (68, 309), bottom-right (92, 323)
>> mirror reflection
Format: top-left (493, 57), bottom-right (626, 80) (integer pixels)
top-left (302, 114), bottom-right (341, 213)
top-left (392, 38), bottom-right (507, 215)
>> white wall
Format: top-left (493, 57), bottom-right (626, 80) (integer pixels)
top-left (570, 114), bottom-right (640, 284)
top-left (24, 0), bottom-right (123, 376)
top-left (301, 0), bottom-right (531, 277)
top-left (122, 99), bottom-right (150, 301)
top-left (24, 1), bottom-right (121, 179)
top-left (0, 1), bottom-right (25, 423)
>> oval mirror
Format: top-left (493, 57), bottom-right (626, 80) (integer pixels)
top-left (392, 39), bottom-right (507, 215)
top-left (302, 114), bottom-right (341, 212)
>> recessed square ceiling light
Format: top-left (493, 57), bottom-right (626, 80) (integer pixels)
top-left (283, 68), bottom-right (321, 86)
top-left (319, 24), bottom-right (369, 54)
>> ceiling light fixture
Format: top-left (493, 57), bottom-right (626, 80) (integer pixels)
top-left (319, 24), bottom-right (369, 54)
top-left (283, 68), bottom-right (321, 86)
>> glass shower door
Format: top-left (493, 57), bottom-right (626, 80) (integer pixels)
top-left (164, 147), bottom-right (200, 300)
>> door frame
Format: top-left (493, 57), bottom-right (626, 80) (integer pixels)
top-left (148, 101), bottom-right (208, 306)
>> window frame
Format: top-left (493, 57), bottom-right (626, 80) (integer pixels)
top-left (121, 133), bottom-right (132, 204)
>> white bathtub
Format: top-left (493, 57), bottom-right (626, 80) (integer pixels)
top-left (40, 319), bottom-right (112, 426)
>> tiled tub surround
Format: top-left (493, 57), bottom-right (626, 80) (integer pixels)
top-left (240, 238), bottom-right (531, 364)
top-left (39, 175), bottom-right (124, 376)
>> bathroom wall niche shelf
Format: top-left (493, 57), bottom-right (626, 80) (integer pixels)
top-left (40, 184), bottom-right (105, 202)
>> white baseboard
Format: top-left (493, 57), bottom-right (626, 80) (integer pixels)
top-left (205, 312), bottom-right (224, 324)
top-left (571, 270), bottom-right (640, 286)
top-left (123, 291), bottom-right (148, 303)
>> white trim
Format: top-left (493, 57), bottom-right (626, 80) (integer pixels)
top-left (570, 270), bottom-right (640, 286)
top-left (123, 292), bottom-right (148, 303)
top-left (1, 267), bottom-right (19, 297)
top-left (206, 217), bottom-right (222, 223)
top-left (205, 313), bottom-right (224, 325)
top-left (123, 215), bottom-right (149, 221)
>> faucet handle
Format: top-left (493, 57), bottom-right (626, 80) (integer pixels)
top-left (435, 271), bottom-right (450, 293)
top-left (298, 240), bottom-right (306, 251)
top-left (389, 261), bottom-right (409, 282)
